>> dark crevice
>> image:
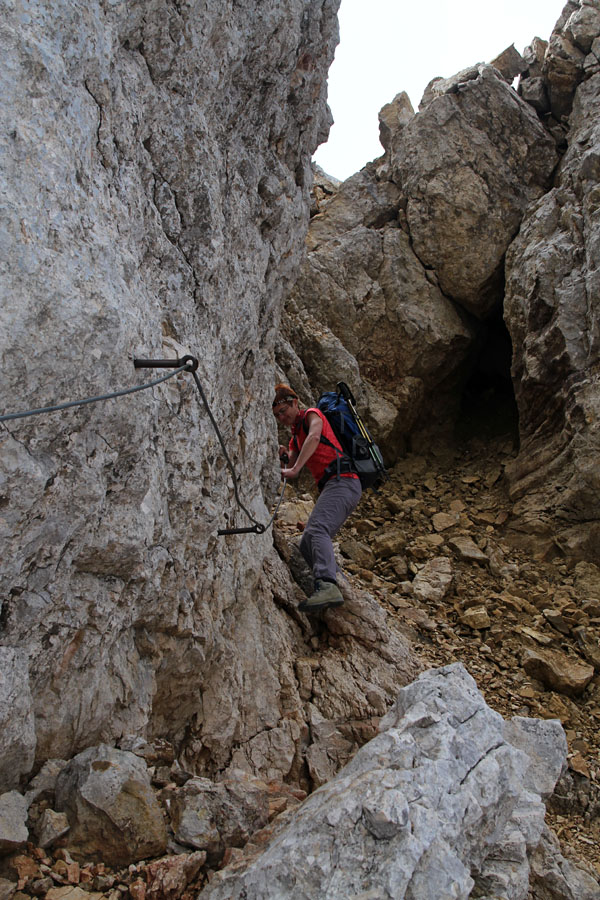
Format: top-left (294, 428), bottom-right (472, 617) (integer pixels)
top-left (454, 303), bottom-right (519, 446)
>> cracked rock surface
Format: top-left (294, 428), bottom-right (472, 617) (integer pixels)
top-left (198, 664), bottom-right (598, 900)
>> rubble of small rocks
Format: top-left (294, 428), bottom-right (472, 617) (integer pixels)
top-left (0, 742), bottom-right (308, 899)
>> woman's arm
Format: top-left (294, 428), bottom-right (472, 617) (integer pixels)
top-left (281, 412), bottom-right (322, 479)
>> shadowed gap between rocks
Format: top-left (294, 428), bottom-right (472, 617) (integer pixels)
top-left (454, 301), bottom-right (519, 448)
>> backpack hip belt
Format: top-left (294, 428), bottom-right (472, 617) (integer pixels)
top-left (317, 454), bottom-right (356, 492)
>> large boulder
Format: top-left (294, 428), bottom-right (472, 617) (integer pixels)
top-left (391, 64), bottom-right (557, 318)
top-left (198, 664), bottom-right (599, 899)
top-left (54, 744), bottom-right (168, 865)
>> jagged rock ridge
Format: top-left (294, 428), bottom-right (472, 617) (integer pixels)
top-left (199, 665), bottom-right (599, 899)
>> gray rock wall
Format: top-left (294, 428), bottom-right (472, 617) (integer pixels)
top-left (0, 0), bottom-right (341, 772)
top-left (504, 9), bottom-right (600, 560)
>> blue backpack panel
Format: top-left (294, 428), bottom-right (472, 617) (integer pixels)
top-left (315, 388), bottom-right (387, 491)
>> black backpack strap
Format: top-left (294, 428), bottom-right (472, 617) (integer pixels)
top-left (304, 411), bottom-right (340, 453)
top-left (316, 430), bottom-right (358, 487)
top-left (320, 433), bottom-right (342, 481)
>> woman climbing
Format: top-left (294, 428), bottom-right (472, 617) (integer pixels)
top-left (273, 383), bottom-right (362, 612)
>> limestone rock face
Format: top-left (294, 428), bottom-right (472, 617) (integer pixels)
top-left (198, 664), bottom-right (597, 900)
top-left (0, 0), bottom-right (354, 782)
top-left (505, 70), bottom-right (600, 559)
top-left (504, 5), bottom-right (600, 558)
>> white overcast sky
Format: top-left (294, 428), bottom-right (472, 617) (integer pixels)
top-left (313, 0), bottom-right (568, 180)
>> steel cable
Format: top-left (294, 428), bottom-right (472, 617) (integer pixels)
top-left (0, 358), bottom-right (282, 535)
top-left (0, 365), bottom-right (188, 423)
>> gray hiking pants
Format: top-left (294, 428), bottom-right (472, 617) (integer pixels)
top-left (299, 476), bottom-right (362, 583)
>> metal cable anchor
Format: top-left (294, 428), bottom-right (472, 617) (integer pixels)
top-left (133, 355), bottom-right (199, 373)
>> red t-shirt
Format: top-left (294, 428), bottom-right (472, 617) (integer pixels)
top-left (290, 408), bottom-right (359, 486)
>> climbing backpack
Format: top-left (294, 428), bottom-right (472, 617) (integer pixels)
top-left (315, 382), bottom-right (388, 491)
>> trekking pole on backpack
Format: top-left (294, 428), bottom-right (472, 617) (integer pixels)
top-left (337, 382), bottom-right (387, 477)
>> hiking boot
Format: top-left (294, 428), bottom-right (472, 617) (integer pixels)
top-left (298, 580), bottom-right (344, 613)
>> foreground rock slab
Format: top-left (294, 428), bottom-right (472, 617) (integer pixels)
top-left (198, 663), bottom-right (599, 899)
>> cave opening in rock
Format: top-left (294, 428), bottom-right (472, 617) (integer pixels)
top-left (455, 305), bottom-right (519, 445)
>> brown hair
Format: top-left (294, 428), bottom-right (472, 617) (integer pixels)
top-left (272, 382), bottom-right (299, 407)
